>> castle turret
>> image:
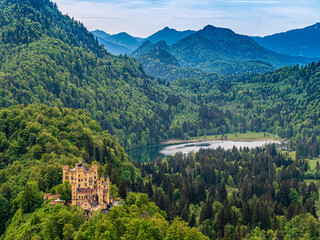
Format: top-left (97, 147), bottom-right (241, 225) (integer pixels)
top-left (71, 182), bottom-right (78, 206)
top-left (62, 165), bottom-right (69, 182)
top-left (97, 188), bottom-right (104, 205)
top-left (92, 164), bottom-right (98, 187)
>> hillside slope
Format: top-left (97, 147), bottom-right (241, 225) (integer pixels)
top-left (0, 0), bottom-right (175, 148)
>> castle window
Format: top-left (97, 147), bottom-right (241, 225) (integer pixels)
top-left (71, 176), bottom-right (74, 180)
top-left (85, 183), bottom-right (87, 187)
top-left (78, 184), bottom-right (80, 187)
top-left (78, 179), bottom-right (80, 182)
top-left (94, 176), bottom-right (96, 179)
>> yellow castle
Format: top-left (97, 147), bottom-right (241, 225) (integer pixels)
top-left (62, 161), bottom-right (111, 217)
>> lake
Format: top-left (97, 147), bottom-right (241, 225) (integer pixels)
top-left (127, 140), bottom-right (281, 162)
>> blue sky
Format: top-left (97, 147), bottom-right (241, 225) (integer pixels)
top-left (53, 0), bottom-right (320, 37)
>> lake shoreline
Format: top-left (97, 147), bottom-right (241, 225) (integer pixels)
top-left (162, 138), bottom-right (281, 145)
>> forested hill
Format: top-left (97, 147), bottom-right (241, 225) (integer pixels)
top-left (132, 41), bottom-right (267, 82)
top-left (0, 0), bottom-right (267, 150)
top-left (0, 104), bottom-right (133, 235)
top-left (0, 104), bottom-right (208, 239)
top-left (0, 0), bottom-right (180, 149)
top-left (0, 0), bottom-right (105, 56)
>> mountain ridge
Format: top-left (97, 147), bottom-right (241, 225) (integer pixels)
top-left (133, 24), bottom-right (312, 76)
top-left (253, 23), bottom-right (320, 58)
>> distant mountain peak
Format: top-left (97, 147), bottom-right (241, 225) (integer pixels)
top-left (306, 22), bottom-right (320, 30)
top-left (201, 25), bottom-right (235, 34)
top-left (114, 32), bottom-right (134, 37)
top-left (145, 27), bottom-right (196, 45)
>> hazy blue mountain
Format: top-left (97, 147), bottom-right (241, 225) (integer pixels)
top-left (109, 32), bottom-right (143, 49)
top-left (95, 35), bottom-right (132, 55)
top-left (92, 30), bottom-right (143, 55)
top-left (93, 27), bottom-right (195, 54)
top-left (145, 27), bottom-right (196, 45)
top-left (92, 29), bottom-right (111, 40)
top-left (133, 25), bottom-right (312, 75)
top-left (252, 23), bottom-right (320, 58)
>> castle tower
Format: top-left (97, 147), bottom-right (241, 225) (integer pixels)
top-left (71, 182), bottom-right (77, 206)
top-left (92, 164), bottom-right (98, 187)
top-left (106, 176), bottom-right (110, 203)
top-left (97, 188), bottom-right (104, 205)
top-left (76, 164), bottom-right (84, 188)
top-left (62, 165), bottom-right (69, 182)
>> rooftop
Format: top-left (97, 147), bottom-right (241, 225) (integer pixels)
top-left (72, 162), bottom-right (89, 171)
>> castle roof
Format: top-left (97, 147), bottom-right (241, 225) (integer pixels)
top-left (77, 188), bottom-right (96, 194)
top-left (72, 162), bottom-right (89, 171)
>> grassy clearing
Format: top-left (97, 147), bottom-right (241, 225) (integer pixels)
top-left (191, 131), bottom-right (279, 141)
top-left (281, 151), bottom-right (296, 161)
top-left (304, 179), bottom-right (320, 183)
top-left (307, 157), bottom-right (320, 170)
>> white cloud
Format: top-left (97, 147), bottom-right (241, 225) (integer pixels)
top-left (229, 0), bottom-right (280, 4)
top-left (53, 0), bottom-right (320, 37)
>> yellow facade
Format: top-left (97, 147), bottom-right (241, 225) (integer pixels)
top-left (62, 162), bottom-right (110, 216)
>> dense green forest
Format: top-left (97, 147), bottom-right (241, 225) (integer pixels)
top-left (134, 146), bottom-right (320, 239)
top-left (0, 104), bottom-right (207, 239)
top-left (0, 104), bottom-right (132, 235)
top-left (0, 0), bottom-right (189, 149)
top-left (4, 192), bottom-right (207, 240)
top-left (163, 62), bottom-right (320, 156)
top-left (2, 0), bottom-right (320, 153)
top-left (0, 0), bottom-right (259, 150)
